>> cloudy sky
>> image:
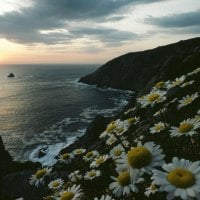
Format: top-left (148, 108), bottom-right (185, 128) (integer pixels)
top-left (0, 0), bottom-right (199, 64)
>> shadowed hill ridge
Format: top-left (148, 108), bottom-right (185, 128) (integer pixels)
top-left (79, 37), bottom-right (200, 91)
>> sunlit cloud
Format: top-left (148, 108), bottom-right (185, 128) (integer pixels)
top-left (0, 0), bottom-right (199, 64)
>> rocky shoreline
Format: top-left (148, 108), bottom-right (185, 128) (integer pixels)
top-left (0, 37), bottom-right (200, 200)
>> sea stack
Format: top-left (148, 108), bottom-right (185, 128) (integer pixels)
top-left (7, 73), bottom-right (15, 78)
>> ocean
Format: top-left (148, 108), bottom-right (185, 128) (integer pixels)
top-left (0, 64), bottom-right (133, 165)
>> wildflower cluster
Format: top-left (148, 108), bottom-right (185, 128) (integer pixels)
top-left (28, 67), bottom-right (200, 200)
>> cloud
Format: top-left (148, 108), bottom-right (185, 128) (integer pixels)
top-left (0, 0), bottom-right (165, 45)
top-left (70, 27), bottom-right (138, 45)
top-left (145, 10), bottom-right (200, 28)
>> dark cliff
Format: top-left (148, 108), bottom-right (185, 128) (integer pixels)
top-left (79, 37), bottom-right (200, 91)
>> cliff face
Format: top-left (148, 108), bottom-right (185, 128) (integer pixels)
top-left (80, 37), bottom-right (200, 91)
top-left (0, 136), bottom-right (44, 200)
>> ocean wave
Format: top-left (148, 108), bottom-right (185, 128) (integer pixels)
top-left (69, 78), bottom-right (135, 95)
top-left (80, 106), bottom-right (119, 119)
top-left (27, 128), bottom-right (86, 166)
top-left (98, 86), bottom-right (134, 94)
top-left (69, 78), bottom-right (97, 89)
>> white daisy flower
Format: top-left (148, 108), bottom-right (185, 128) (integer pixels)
top-left (180, 80), bottom-right (194, 88)
top-left (68, 170), bottom-right (83, 183)
top-left (177, 92), bottom-right (199, 110)
top-left (100, 121), bottom-right (117, 138)
top-left (106, 135), bottom-right (117, 146)
top-left (121, 138), bottom-right (131, 147)
top-left (29, 167), bottom-right (51, 187)
top-left (152, 157), bottom-right (200, 200)
top-left (48, 178), bottom-right (64, 190)
top-left (125, 116), bottom-right (140, 125)
top-left (109, 144), bottom-right (125, 160)
top-left (169, 118), bottom-right (200, 137)
top-left (144, 183), bottom-right (158, 197)
top-left (195, 114), bottom-right (200, 122)
top-left (153, 108), bottom-right (166, 117)
top-left (84, 169), bottom-right (101, 180)
top-left (115, 120), bottom-right (129, 136)
top-left (101, 118), bottom-right (136, 138)
top-left (133, 135), bottom-right (144, 144)
top-left (58, 152), bottom-right (75, 164)
top-left (116, 142), bottom-right (165, 174)
top-left (166, 75), bottom-right (186, 89)
top-left (153, 81), bottom-right (166, 89)
top-left (43, 195), bottom-right (54, 200)
top-left (137, 90), bottom-right (167, 108)
top-left (90, 155), bottom-right (109, 168)
top-left (124, 107), bottom-right (136, 115)
top-left (150, 122), bottom-right (167, 134)
top-left (94, 194), bottom-right (114, 200)
top-left (73, 148), bottom-right (86, 155)
top-left (83, 150), bottom-right (99, 162)
top-left (187, 67), bottom-right (200, 76)
top-left (57, 184), bottom-right (83, 200)
top-left (109, 169), bottom-right (143, 197)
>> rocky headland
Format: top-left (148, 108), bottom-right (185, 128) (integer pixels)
top-left (0, 37), bottom-right (200, 200)
top-left (80, 37), bottom-right (200, 92)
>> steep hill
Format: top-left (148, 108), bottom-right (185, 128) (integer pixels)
top-left (80, 37), bottom-right (200, 92)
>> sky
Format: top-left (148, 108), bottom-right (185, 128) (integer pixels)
top-left (0, 0), bottom-right (199, 64)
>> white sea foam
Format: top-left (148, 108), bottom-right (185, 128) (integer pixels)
top-left (70, 78), bottom-right (135, 96)
top-left (80, 106), bottom-right (118, 120)
top-left (28, 128), bottom-right (86, 166)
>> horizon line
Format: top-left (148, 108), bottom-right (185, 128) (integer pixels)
top-left (0, 63), bottom-right (102, 66)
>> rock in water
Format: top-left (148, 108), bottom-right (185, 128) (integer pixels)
top-left (7, 73), bottom-right (15, 78)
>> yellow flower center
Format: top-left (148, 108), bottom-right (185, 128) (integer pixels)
top-left (147, 93), bottom-right (160, 102)
top-left (52, 181), bottom-right (60, 188)
top-left (117, 171), bottom-right (130, 186)
top-left (75, 149), bottom-right (82, 154)
top-left (108, 137), bottom-right (116, 144)
top-left (128, 118), bottom-right (136, 124)
top-left (150, 184), bottom-right (157, 191)
top-left (155, 81), bottom-right (165, 88)
top-left (178, 123), bottom-right (193, 133)
top-left (114, 149), bottom-right (122, 156)
top-left (106, 122), bottom-right (116, 133)
top-left (117, 128), bottom-right (124, 133)
top-left (61, 192), bottom-right (75, 200)
top-left (86, 151), bottom-right (93, 158)
top-left (62, 153), bottom-right (70, 160)
top-left (96, 157), bottom-right (104, 165)
top-left (127, 147), bottom-right (152, 168)
top-left (35, 169), bottom-right (47, 179)
top-left (155, 124), bottom-right (164, 131)
top-left (167, 168), bottom-right (195, 188)
top-left (183, 98), bottom-right (193, 105)
top-left (89, 171), bottom-right (97, 177)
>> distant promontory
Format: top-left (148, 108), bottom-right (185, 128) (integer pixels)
top-left (79, 37), bottom-right (200, 92)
